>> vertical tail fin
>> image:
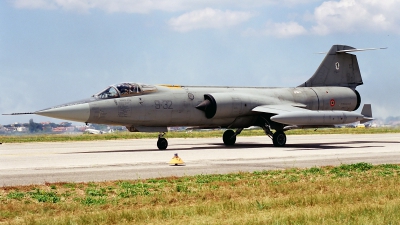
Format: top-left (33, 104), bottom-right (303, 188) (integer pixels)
top-left (360, 104), bottom-right (373, 123)
top-left (298, 45), bottom-right (363, 88)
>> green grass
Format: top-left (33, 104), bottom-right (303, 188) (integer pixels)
top-left (1, 127), bottom-right (399, 143)
top-left (1, 163), bottom-right (400, 224)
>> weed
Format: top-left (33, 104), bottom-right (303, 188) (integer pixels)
top-left (255, 200), bottom-right (270, 210)
top-left (378, 170), bottom-right (395, 177)
top-left (29, 189), bottom-right (60, 203)
top-left (338, 162), bottom-right (373, 172)
top-left (379, 164), bottom-right (400, 170)
top-left (287, 175), bottom-right (299, 182)
top-left (7, 191), bottom-right (25, 200)
top-left (80, 197), bottom-right (107, 206)
top-left (303, 167), bottom-right (325, 175)
top-left (117, 181), bottom-right (150, 198)
top-left (176, 184), bottom-right (189, 193)
top-left (147, 178), bottom-right (168, 184)
top-left (87, 182), bottom-right (98, 188)
top-left (85, 187), bottom-right (107, 197)
top-left (63, 183), bottom-right (76, 189)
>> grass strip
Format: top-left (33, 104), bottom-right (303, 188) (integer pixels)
top-left (1, 163), bottom-right (400, 224)
top-left (1, 127), bottom-right (400, 143)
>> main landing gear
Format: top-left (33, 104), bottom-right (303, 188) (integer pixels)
top-left (222, 126), bottom-right (286, 147)
top-left (272, 131), bottom-right (287, 147)
top-left (157, 132), bottom-right (168, 150)
top-left (262, 126), bottom-right (286, 147)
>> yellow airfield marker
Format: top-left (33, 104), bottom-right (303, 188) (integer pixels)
top-left (169, 153), bottom-right (185, 166)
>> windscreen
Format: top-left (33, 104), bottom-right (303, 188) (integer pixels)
top-left (97, 87), bottom-right (119, 99)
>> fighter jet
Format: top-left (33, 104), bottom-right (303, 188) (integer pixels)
top-left (4, 45), bottom-right (380, 150)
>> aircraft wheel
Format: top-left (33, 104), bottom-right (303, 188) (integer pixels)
top-left (273, 131), bottom-right (286, 147)
top-left (157, 138), bottom-right (168, 150)
top-left (223, 129), bottom-right (236, 146)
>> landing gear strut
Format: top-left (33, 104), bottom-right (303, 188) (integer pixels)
top-left (262, 125), bottom-right (286, 147)
top-left (157, 132), bottom-right (168, 150)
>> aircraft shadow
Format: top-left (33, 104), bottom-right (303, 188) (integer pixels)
top-left (63, 140), bottom-right (399, 154)
top-left (286, 140), bottom-right (399, 151)
top-left (63, 142), bottom-right (269, 154)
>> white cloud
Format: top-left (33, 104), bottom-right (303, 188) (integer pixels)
top-left (243, 21), bottom-right (307, 38)
top-left (12, 0), bottom-right (57, 10)
top-left (168, 8), bottom-right (254, 32)
top-left (11, 0), bottom-right (400, 36)
top-left (245, 0), bottom-right (400, 38)
top-left (311, 0), bottom-right (400, 35)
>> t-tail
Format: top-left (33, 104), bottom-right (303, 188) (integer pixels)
top-left (299, 45), bottom-right (385, 88)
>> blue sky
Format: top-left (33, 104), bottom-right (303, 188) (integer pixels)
top-left (1, 0), bottom-right (399, 125)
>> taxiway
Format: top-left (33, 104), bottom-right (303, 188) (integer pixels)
top-left (1, 134), bottom-right (399, 186)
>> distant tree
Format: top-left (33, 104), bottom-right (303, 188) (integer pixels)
top-left (29, 119), bottom-right (35, 133)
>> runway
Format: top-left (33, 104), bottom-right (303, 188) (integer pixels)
top-left (1, 134), bottom-right (400, 187)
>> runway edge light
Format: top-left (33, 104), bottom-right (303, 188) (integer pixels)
top-left (169, 153), bottom-right (184, 166)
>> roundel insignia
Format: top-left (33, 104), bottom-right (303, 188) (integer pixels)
top-left (335, 62), bottom-right (340, 70)
top-left (330, 99), bottom-right (336, 107)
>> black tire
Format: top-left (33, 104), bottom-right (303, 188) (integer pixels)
top-left (273, 131), bottom-right (286, 147)
top-left (157, 138), bottom-right (168, 150)
top-left (223, 129), bottom-right (236, 146)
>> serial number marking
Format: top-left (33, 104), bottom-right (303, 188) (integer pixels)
top-left (154, 100), bottom-right (173, 109)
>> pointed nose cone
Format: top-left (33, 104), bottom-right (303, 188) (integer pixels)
top-left (195, 99), bottom-right (210, 111)
top-left (35, 103), bottom-right (90, 123)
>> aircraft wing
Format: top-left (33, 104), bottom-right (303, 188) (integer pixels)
top-left (251, 104), bottom-right (309, 115)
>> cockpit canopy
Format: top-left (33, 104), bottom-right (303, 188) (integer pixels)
top-left (95, 83), bottom-right (157, 99)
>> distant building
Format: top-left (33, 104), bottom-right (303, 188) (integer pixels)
top-left (17, 127), bottom-right (28, 132)
top-left (52, 126), bottom-right (75, 132)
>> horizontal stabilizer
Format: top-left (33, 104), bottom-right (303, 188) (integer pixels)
top-left (317, 47), bottom-right (387, 54)
top-left (336, 47), bottom-right (387, 53)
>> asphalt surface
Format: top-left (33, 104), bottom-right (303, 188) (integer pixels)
top-left (1, 134), bottom-right (400, 187)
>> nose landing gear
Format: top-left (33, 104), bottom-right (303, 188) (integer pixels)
top-left (157, 132), bottom-right (168, 150)
top-left (222, 128), bottom-right (243, 146)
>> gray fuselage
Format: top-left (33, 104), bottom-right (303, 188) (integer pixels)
top-left (84, 85), bottom-right (359, 129)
